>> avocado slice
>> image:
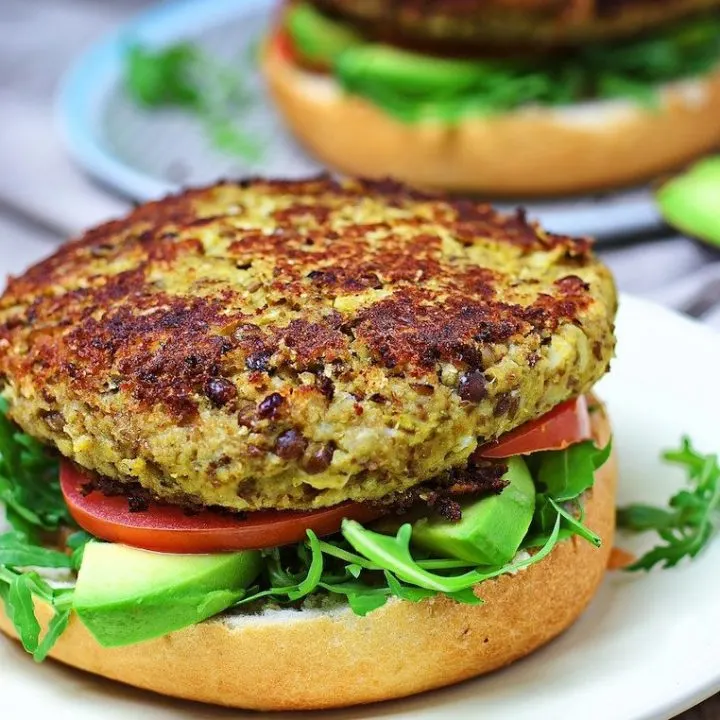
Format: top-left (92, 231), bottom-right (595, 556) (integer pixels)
top-left (74, 543), bottom-right (262, 648)
top-left (286, 2), bottom-right (363, 66)
top-left (656, 156), bottom-right (720, 247)
top-left (337, 45), bottom-right (486, 97)
top-left (411, 457), bottom-right (536, 566)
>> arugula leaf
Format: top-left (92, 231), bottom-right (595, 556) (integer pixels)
top-left (236, 533), bottom-right (327, 607)
top-left (316, 539), bottom-right (379, 570)
top-left (66, 531), bottom-right (94, 571)
top-left (0, 407), bottom-right (83, 660)
top-left (4, 573), bottom-right (41, 652)
top-left (0, 532), bottom-right (73, 569)
top-left (34, 608), bottom-right (71, 663)
top-left (617, 437), bottom-right (720, 571)
top-left (205, 116), bottom-right (262, 162)
top-left (383, 572), bottom-right (436, 603)
top-left (549, 499), bottom-right (601, 548)
top-left (347, 592), bottom-right (389, 616)
top-left (125, 43), bottom-right (201, 109)
top-left (0, 403), bottom-right (70, 536)
top-left (342, 521), bottom-right (487, 593)
top-left (287, 531), bottom-right (324, 601)
top-left (317, 582), bottom-right (390, 616)
top-left (342, 514), bottom-right (562, 593)
top-left (0, 564), bottom-right (75, 659)
top-left (536, 440), bottom-right (611, 503)
top-left (317, 537), bottom-right (476, 571)
top-left (123, 42), bottom-right (261, 161)
top-left (616, 505), bottom-right (678, 532)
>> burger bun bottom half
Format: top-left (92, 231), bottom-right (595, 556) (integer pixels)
top-left (263, 41), bottom-right (720, 197)
top-left (0, 406), bottom-right (616, 711)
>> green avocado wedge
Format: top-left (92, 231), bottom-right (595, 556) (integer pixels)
top-left (656, 157), bottom-right (720, 247)
top-left (411, 457), bottom-right (536, 566)
top-left (337, 45), bottom-right (490, 98)
top-left (73, 543), bottom-right (262, 648)
top-left (286, 2), bottom-right (363, 66)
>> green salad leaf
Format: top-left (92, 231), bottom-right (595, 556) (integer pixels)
top-left (126, 43), bottom-right (202, 109)
top-left (618, 437), bottom-right (720, 570)
top-left (4, 573), bottom-right (40, 652)
top-left (536, 440), bottom-right (612, 502)
top-left (529, 439), bottom-right (610, 545)
top-left (342, 521), bottom-right (486, 593)
top-left (0, 402), bottom-right (83, 659)
top-left (237, 510), bottom-right (564, 614)
top-left (0, 532), bottom-right (74, 569)
top-left (34, 608), bottom-right (71, 663)
top-left (124, 42), bottom-right (261, 161)
top-left (0, 398), bottom-right (71, 537)
top-left (0, 563), bottom-right (74, 659)
top-left (549, 498), bottom-right (601, 548)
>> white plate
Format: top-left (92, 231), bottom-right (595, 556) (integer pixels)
top-left (2, 292), bottom-right (719, 719)
top-left (56, 0), bottom-right (668, 241)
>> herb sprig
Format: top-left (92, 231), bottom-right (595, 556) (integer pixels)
top-left (124, 43), bottom-right (261, 161)
top-left (618, 437), bottom-right (720, 570)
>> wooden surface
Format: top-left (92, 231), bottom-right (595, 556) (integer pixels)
top-left (0, 1), bottom-right (719, 717)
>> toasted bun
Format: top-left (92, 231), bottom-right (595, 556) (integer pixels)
top-left (0, 404), bottom-right (616, 711)
top-left (262, 41), bottom-right (720, 196)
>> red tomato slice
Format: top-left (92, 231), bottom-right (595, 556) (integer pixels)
top-left (272, 28), bottom-right (331, 72)
top-left (477, 396), bottom-right (592, 459)
top-left (274, 28), bottom-right (297, 64)
top-left (60, 464), bottom-right (383, 554)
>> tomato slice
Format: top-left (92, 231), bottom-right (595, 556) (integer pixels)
top-left (477, 396), bottom-right (592, 459)
top-left (60, 463), bottom-right (383, 554)
top-left (272, 27), bottom-right (332, 72)
top-left (274, 28), bottom-right (297, 64)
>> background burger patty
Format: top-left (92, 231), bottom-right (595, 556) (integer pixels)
top-left (311, 0), bottom-right (720, 45)
top-left (0, 177), bottom-right (615, 512)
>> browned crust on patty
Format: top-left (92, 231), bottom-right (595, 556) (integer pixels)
top-left (0, 179), bottom-right (593, 421)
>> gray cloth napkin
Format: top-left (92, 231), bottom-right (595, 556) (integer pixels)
top-left (601, 238), bottom-right (720, 330)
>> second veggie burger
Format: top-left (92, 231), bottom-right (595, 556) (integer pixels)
top-left (263, 0), bottom-right (720, 196)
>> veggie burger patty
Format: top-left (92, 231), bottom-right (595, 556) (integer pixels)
top-left (312, 0), bottom-right (720, 45)
top-left (0, 177), bottom-right (616, 512)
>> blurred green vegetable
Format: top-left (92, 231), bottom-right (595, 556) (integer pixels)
top-left (126, 44), bottom-right (202, 109)
top-left (124, 42), bottom-right (261, 161)
top-left (656, 157), bottom-right (720, 246)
